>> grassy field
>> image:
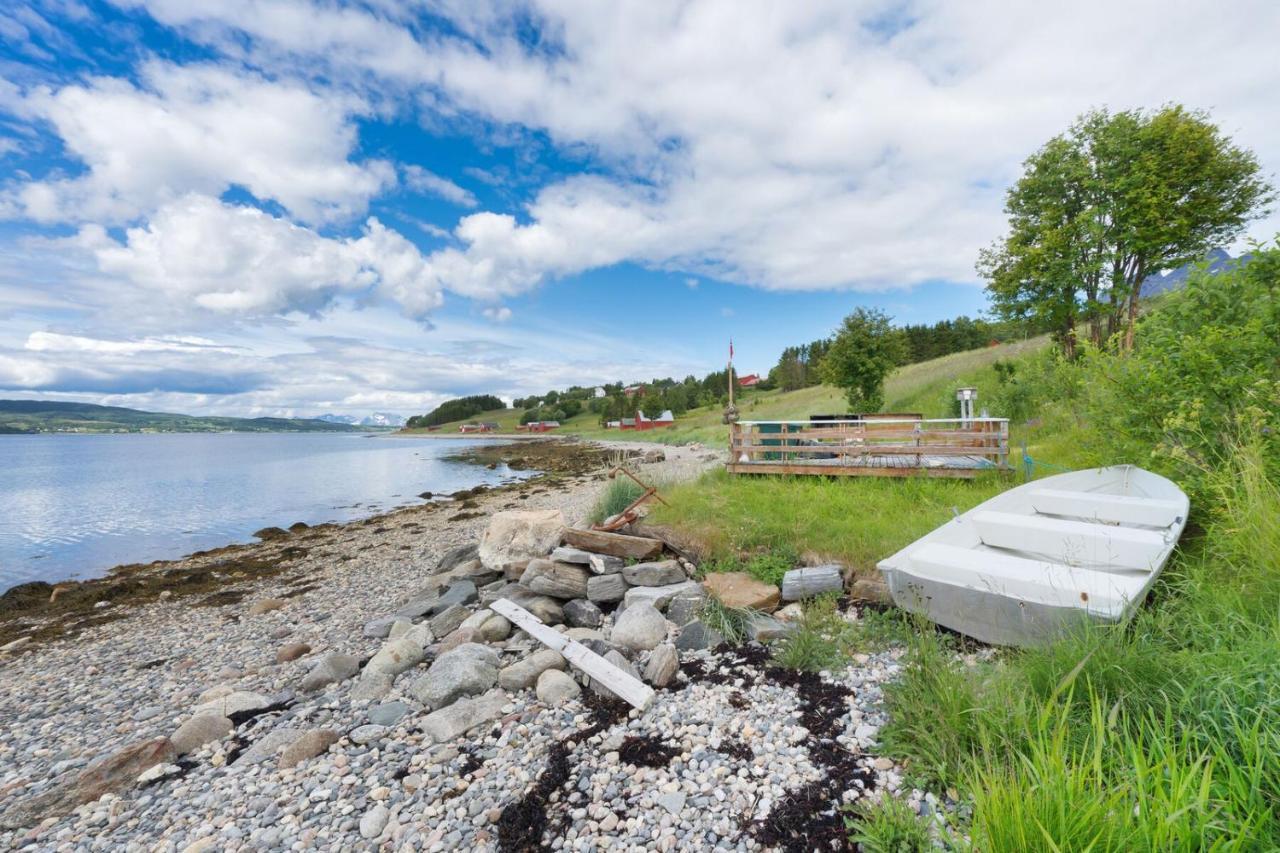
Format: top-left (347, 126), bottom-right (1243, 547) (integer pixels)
top-left (399, 335), bottom-right (1050, 448)
top-left (646, 251), bottom-right (1280, 850)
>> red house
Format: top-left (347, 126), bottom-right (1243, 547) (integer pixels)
top-left (738, 373), bottom-right (761, 388)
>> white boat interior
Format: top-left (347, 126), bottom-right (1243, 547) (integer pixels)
top-left (877, 465), bottom-right (1189, 647)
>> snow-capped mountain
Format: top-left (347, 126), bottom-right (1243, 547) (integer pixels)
top-left (360, 412), bottom-right (406, 428)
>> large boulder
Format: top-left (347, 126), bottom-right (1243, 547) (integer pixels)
top-left (676, 621), bottom-right (724, 651)
top-left (428, 604), bottom-right (471, 638)
top-left (622, 560), bottom-right (686, 587)
top-left (420, 689), bottom-right (508, 743)
top-left (407, 644), bottom-right (499, 710)
top-left (478, 509), bottom-right (566, 572)
top-left (665, 587), bottom-right (707, 626)
top-left (610, 602), bottom-right (669, 653)
top-left (193, 690), bottom-right (273, 719)
top-left (702, 572), bottom-right (781, 612)
top-left (519, 559), bottom-right (590, 599)
top-left (497, 649), bottom-right (566, 691)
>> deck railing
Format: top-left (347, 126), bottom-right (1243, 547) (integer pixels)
top-left (728, 417), bottom-right (1010, 478)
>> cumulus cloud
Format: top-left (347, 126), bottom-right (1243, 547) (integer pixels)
top-left (7, 61), bottom-right (392, 225)
top-left (481, 305), bottom-right (512, 322)
top-left (82, 194), bottom-right (444, 320)
top-left (403, 165), bottom-right (478, 208)
top-left (124, 0), bottom-right (1280, 295)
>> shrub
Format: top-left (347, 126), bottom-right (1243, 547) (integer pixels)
top-left (845, 795), bottom-right (935, 853)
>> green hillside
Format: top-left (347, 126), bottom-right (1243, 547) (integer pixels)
top-left (401, 336), bottom-right (1049, 445)
top-left (0, 400), bottom-right (364, 434)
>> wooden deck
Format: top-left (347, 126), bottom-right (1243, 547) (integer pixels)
top-left (728, 417), bottom-right (1009, 479)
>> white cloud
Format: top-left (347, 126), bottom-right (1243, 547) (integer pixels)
top-left (84, 194), bottom-right (444, 320)
top-left (8, 61), bottom-right (392, 225)
top-left (123, 0), bottom-right (1280, 293)
top-left (482, 305), bottom-right (512, 322)
top-left (685, 277), bottom-right (698, 289)
top-left (403, 165), bottom-right (477, 208)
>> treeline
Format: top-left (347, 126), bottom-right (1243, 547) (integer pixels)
top-left (515, 375), bottom-right (735, 427)
top-left (405, 394), bottom-right (506, 428)
top-left (768, 315), bottom-right (1031, 392)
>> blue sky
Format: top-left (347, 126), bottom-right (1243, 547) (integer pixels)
top-left (0, 1), bottom-right (1276, 418)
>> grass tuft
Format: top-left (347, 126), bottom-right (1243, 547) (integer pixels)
top-left (771, 594), bottom-right (860, 672)
top-left (697, 597), bottom-right (754, 645)
top-left (845, 795), bottom-right (936, 853)
top-left (588, 475), bottom-right (646, 524)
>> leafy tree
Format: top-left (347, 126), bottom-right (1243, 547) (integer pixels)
top-left (407, 394), bottom-right (506, 428)
top-left (982, 105), bottom-right (1272, 355)
top-left (821, 308), bottom-right (906, 411)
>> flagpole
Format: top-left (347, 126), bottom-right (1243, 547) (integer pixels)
top-left (727, 339), bottom-right (734, 409)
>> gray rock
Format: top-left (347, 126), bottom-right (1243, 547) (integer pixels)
top-left (665, 588), bottom-right (706, 627)
top-left (622, 580), bottom-right (702, 612)
top-left (387, 618), bottom-right (413, 639)
top-left (432, 579), bottom-right (478, 615)
top-left (299, 653), bottom-right (361, 692)
top-left (233, 727), bottom-right (303, 766)
top-left (586, 573), bottom-right (627, 603)
top-left (610, 602), bottom-right (669, 653)
top-left (675, 621), bottom-right (724, 651)
top-left (549, 546), bottom-right (594, 565)
top-left (193, 690), bottom-right (272, 718)
top-left (367, 701), bottom-right (411, 727)
top-left (746, 613), bottom-right (797, 642)
top-left (497, 585), bottom-right (564, 624)
top-left (420, 689), bottom-right (508, 743)
top-left (589, 651), bottom-right (642, 701)
top-left (657, 791), bottom-right (687, 815)
top-left (519, 559), bottom-right (590, 599)
top-left (428, 604), bottom-right (471, 638)
top-left (621, 559), bottom-right (686, 587)
top-left (589, 553), bottom-right (626, 575)
top-left (408, 644), bottom-right (499, 710)
top-left (360, 803), bottom-right (390, 840)
top-left (497, 649), bottom-right (566, 691)
top-left (781, 565), bottom-right (844, 600)
top-left (170, 715), bottom-right (232, 755)
top-left (350, 672), bottom-right (393, 703)
top-left (362, 617), bottom-right (397, 639)
top-left (278, 729), bottom-right (339, 768)
top-left (563, 598), bottom-right (603, 628)
top-left (349, 724), bottom-right (388, 745)
top-left (435, 543), bottom-right (479, 575)
top-left (535, 669), bottom-right (581, 705)
top-left (364, 637), bottom-right (426, 679)
top-left (394, 597), bottom-right (438, 619)
top-left (642, 644), bottom-right (679, 687)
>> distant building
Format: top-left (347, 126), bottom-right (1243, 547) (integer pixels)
top-left (593, 387), bottom-right (606, 398)
top-left (619, 409), bottom-right (674, 431)
top-left (623, 384), bottom-right (643, 397)
top-left (517, 421), bottom-right (560, 432)
top-left (459, 422), bottom-right (499, 433)
top-left (738, 374), bottom-right (761, 388)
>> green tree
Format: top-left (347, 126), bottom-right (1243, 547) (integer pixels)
top-left (981, 105), bottom-right (1272, 355)
top-left (821, 308), bottom-right (906, 411)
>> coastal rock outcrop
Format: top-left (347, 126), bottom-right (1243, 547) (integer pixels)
top-left (478, 509), bottom-right (565, 572)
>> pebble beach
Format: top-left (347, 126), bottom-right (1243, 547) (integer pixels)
top-left (0, 439), bottom-right (944, 852)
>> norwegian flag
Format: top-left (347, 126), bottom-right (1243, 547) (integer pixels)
top-left (729, 339), bottom-right (734, 361)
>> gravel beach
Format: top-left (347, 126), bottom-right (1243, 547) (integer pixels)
top-left (0, 439), bottom-right (942, 851)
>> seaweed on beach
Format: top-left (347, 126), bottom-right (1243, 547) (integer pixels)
top-left (617, 735), bottom-right (680, 768)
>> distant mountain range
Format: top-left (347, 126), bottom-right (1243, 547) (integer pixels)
top-left (1141, 249), bottom-right (1251, 297)
top-left (0, 400), bottom-right (366, 434)
top-left (317, 412), bottom-right (406, 428)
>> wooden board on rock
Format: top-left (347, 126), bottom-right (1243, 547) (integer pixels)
top-left (561, 528), bottom-right (664, 560)
top-left (488, 598), bottom-right (656, 711)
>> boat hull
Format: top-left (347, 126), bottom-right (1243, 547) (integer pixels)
top-left (877, 465), bottom-right (1188, 647)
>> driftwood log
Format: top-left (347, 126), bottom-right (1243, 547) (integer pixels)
top-left (561, 528), bottom-right (663, 560)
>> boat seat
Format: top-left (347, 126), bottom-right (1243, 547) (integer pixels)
top-left (1028, 488), bottom-right (1183, 528)
top-left (970, 510), bottom-right (1166, 571)
top-left (905, 543), bottom-right (1129, 612)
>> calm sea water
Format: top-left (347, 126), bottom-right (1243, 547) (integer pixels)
top-left (0, 433), bottom-right (533, 591)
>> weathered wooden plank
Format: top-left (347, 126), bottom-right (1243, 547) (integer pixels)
top-left (730, 443), bottom-right (1004, 458)
top-left (781, 565), bottom-right (844, 600)
top-left (489, 598), bottom-right (655, 711)
top-left (561, 528), bottom-right (664, 560)
top-left (726, 462), bottom-right (981, 479)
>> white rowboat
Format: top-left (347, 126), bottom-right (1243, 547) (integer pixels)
top-left (876, 465), bottom-right (1188, 647)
